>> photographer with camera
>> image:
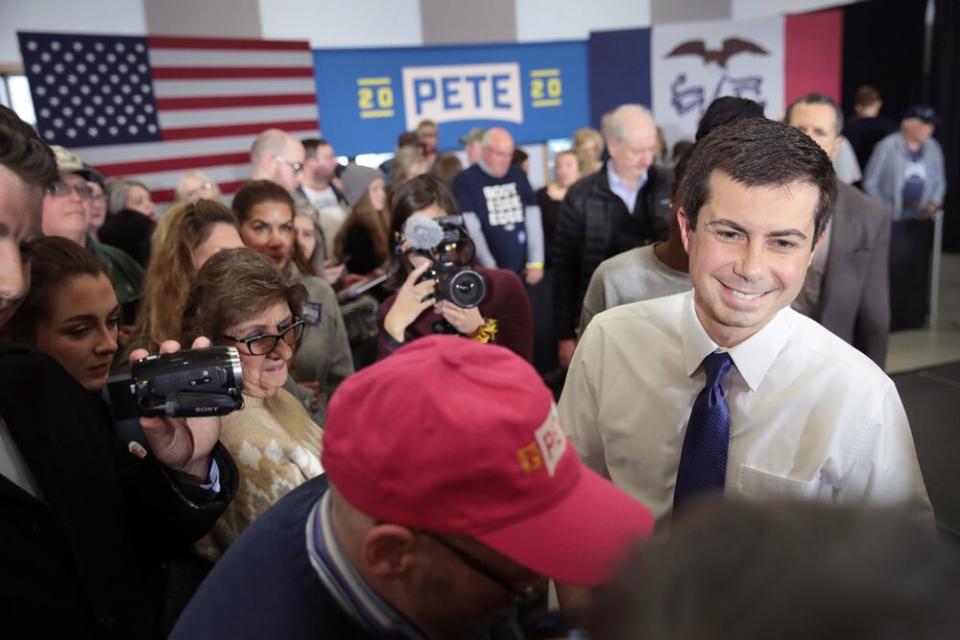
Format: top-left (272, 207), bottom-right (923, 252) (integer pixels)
top-left (180, 248), bottom-right (324, 558)
top-left (0, 106), bottom-right (237, 637)
top-left (380, 175), bottom-right (533, 360)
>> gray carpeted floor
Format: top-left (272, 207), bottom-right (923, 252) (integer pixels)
top-left (893, 361), bottom-right (960, 541)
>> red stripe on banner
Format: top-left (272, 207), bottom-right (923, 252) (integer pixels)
top-left (151, 178), bottom-right (249, 204)
top-left (148, 36), bottom-right (310, 51)
top-left (151, 67), bottom-right (314, 80)
top-left (785, 9), bottom-right (843, 106)
top-left (156, 93), bottom-right (317, 110)
top-left (161, 119), bottom-right (320, 141)
top-left (96, 152), bottom-right (250, 178)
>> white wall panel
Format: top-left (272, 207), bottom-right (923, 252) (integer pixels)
top-left (0, 0), bottom-right (146, 65)
top-left (259, 0), bottom-right (423, 48)
top-left (515, 0), bottom-right (651, 42)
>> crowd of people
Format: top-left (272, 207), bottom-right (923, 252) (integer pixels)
top-left (0, 77), bottom-right (957, 639)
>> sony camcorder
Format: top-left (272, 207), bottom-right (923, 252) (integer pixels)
top-left (108, 346), bottom-right (244, 418)
top-left (404, 214), bottom-right (487, 309)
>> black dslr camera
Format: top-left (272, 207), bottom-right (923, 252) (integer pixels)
top-left (108, 346), bottom-right (244, 418)
top-left (405, 214), bottom-right (487, 309)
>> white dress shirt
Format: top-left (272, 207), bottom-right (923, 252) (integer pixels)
top-left (559, 291), bottom-right (931, 525)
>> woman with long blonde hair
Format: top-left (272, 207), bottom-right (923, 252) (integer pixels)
top-left (133, 199), bottom-right (243, 350)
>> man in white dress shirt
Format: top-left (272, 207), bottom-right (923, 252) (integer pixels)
top-left (559, 118), bottom-right (931, 530)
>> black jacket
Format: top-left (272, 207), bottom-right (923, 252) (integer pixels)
top-left (0, 343), bottom-right (237, 638)
top-left (552, 164), bottom-right (673, 339)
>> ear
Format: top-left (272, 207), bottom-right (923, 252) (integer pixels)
top-left (363, 524), bottom-right (418, 578)
top-left (677, 206), bottom-right (694, 253)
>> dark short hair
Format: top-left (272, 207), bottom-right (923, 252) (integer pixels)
top-left (785, 93), bottom-right (843, 135)
top-left (0, 105), bottom-right (58, 189)
top-left (682, 118), bottom-right (837, 242)
top-left (232, 179), bottom-right (296, 224)
top-left (180, 248), bottom-right (306, 346)
top-left (397, 131), bottom-right (419, 148)
top-left (855, 85), bottom-right (882, 107)
top-left (3, 236), bottom-right (109, 343)
top-left (695, 96), bottom-right (764, 141)
top-left (98, 208), bottom-right (156, 268)
top-left (592, 499), bottom-right (960, 640)
top-left (301, 137), bottom-right (331, 158)
top-left (387, 174), bottom-right (471, 289)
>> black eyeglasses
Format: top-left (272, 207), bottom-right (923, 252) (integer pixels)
top-left (222, 319), bottom-right (305, 356)
top-left (273, 155), bottom-right (304, 173)
top-left (419, 531), bottom-right (547, 608)
top-left (49, 181), bottom-right (94, 198)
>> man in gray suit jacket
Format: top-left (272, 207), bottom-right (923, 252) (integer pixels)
top-left (787, 94), bottom-right (891, 367)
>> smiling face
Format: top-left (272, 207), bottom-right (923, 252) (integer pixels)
top-left (224, 299), bottom-right (295, 398)
top-left (34, 273), bottom-right (119, 391)
top-left (239, 200), bottom-right (296, 270)
top-left (679, 170), bottom-right (821, 347)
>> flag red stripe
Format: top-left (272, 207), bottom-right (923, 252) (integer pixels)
top-left (151, 178), bottom-right (249, 204)
top-left (161, 119), bottom-right (320, 141)
top-left (156, 93), bottom-right (317, 110)
top-left (96, 151), bottom-right (250, 177)
top-left (147, 36), bottom-right (310, 51)
top-left (151, 67), bottom-right (314, 80)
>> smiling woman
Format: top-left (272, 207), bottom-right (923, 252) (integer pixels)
top-left (180, 248), bottom-right (324, 558)
top-left (2, 236), bottom-right (119, 392)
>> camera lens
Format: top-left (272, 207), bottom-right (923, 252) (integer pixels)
top-left (448, 269), bottom-right (486, 308)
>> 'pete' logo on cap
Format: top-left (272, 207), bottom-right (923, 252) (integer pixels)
top-left (517, 404), bottom-right (567, 477)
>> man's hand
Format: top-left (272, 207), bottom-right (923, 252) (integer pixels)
top-left (524, 266), bottom-right (544, 285)
top-left (129, 337), bottom-right (221, 483)
top-left (558, 338), bottom-right (577, 369)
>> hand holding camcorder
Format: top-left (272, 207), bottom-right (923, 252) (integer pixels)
top-left (109, 346), bottom-right (244, 419)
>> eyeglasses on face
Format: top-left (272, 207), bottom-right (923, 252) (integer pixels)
top-left (49, 181), bottom-right (94, 198)
top-left (274, 155), bottom-right (304, 173)
top-left (418, 531), bottom-right (547, 608)
top-left (222, 318), bottom-right (305, 356)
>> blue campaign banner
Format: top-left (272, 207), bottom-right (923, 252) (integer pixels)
top-left (312, 41), bottom-right (588, 156)
top-left (588, 28), bottom-right (652, 128)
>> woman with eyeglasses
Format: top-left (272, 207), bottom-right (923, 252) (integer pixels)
top-left (181, 248), bottom-right (323, 557)
top-left (232, 180), bottom-right (353, 424)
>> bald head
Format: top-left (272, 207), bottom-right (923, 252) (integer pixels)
top-left (606, 104), bottom-right (658, 187)
top-left (250, 129), bottom-right (305, 193)
top-left (481, 128), bottom-right (515, 178)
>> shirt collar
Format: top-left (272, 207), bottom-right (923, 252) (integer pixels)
top-left (305, 492), bottom-right (428, 640)
top-left (606, 163), bottom-right (648, 193)
top-left (680, 290), bottom-right (794, 391)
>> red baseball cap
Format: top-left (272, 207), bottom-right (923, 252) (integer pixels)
top-left (321, 335), bottom-right (654, 587)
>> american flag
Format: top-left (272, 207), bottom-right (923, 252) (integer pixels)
top-left (18, 31), bottom-right (320, 207)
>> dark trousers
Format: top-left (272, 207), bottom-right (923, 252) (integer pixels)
top-left (889, 219), bottom-right (934, 331)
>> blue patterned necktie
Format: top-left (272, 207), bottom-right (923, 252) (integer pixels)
top-left (673, 351), bottom-right (733, 510)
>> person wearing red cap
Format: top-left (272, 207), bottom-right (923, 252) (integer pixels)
top-left (171, 334), bottom-right (653, 640)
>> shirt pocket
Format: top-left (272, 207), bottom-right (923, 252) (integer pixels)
top-left (736, 463), bottom-right (820, 500)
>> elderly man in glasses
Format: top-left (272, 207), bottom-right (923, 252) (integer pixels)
top-left (42, 145), bottom-right (145, 329)
top-left (172, 335), bottom-right (654, 640)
